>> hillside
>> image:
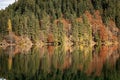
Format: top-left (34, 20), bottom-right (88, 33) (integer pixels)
top-left (0, 0), bottom-right (119, 46)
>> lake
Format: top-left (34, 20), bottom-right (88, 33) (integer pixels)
top-left (0, 44), bottom-right (120, 80)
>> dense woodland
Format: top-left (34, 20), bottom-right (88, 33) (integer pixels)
top-left (0, 0), bottom-right (120, 46)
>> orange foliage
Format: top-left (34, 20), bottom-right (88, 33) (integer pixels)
top-left (62, 52), bottom-right (72, 70)
top-left (76, 17), bottom-right (83, 23)
top-left (60, 18), bottom-right (70, 31)
top-left (78, 64), bottom-right (83, 71)
top-left (85, 10), bottom-right (109, 41)
top-left (85, 10), bottom-right (118, 42)
top-left (54, 18), bottom-right (71, 33)
top-left (53, 10), bottom-right (118, 42)
top-left (47, 46), bottom-right (54, 56)
top-left (47, 33), bottom-right (54, 43)
top-left (86, 44), bottom-right (118, 76)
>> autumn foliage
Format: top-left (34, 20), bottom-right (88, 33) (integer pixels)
top-left (85, 10), bottom-right (119, 42)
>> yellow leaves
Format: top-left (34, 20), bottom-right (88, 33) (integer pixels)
top-left (7, 19), bottom-right (12, 32)
top-left (80, 45), bottom-right (83, 51)
top-left (8, 57), bottom-right (12, 70)
top-left (80, 38), bottom-right (83, 42)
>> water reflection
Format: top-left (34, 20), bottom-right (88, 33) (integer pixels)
top-left (0, 44), bottom-right (120, 80)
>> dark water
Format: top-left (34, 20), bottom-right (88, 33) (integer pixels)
top-left (0, 44), bottom-right (120, 80)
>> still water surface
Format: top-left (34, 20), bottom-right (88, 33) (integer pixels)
top-left (0, 44), bottom-right (120, 80)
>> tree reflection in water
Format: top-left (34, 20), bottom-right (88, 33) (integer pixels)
top-left (0, 44), bottom-right (120, 80)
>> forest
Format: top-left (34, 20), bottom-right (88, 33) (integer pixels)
top-left (0, 0), bottom-right (120, 47)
